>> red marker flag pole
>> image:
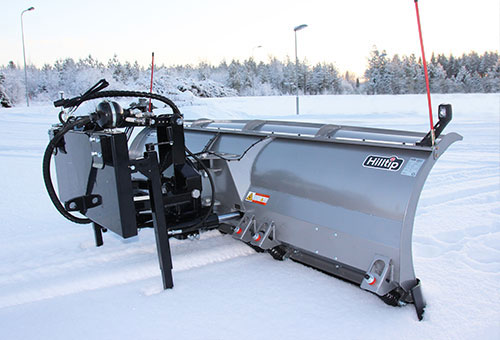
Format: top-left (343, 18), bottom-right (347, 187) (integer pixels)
top-left (414, 0), bottom-right (435, 146)
top-left (149, 52), bottom-right (155, 112)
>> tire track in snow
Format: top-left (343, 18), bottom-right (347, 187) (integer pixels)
top-left (419, 181), bottom-right (498, 209)
top-left (0, 243), bottom-right (157, 286)
top-left (0, 229), bottom-right (220, 281)
top-left (426, 165), bottom-right (498, 186)
top-left (413, 148), bottom-right (500, 274)
top-left (0, 233), bottom-right (257, 309)
top-left (417, 189), bottom-right (498, 217)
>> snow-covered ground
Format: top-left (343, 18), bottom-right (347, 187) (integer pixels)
top-left (0, 94), bottom-right (498, 339)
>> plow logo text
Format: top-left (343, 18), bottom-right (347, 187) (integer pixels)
top-left (363, 155), bottom-right (404, 171)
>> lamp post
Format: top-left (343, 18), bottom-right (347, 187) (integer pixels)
top-left (294, 24), bottom-right (307, 115)
top-left (251, 45), bottom-right (262, 96)
top-left (251, 45), bottom-right (262, 59)
top-left (21, 6), bottom-right (35, 107)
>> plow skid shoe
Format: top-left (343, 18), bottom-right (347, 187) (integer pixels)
top-left (130, 118), bottom-right (462, 319)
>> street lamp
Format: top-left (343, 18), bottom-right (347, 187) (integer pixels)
top-left (294, 24), bottom-right (307, 115)
top-left (251, 45), bottom-right (263, 59)
top-left (251, 45), bottom-right (262, 96)
top-left (21, 6), bottom-right (35, 107)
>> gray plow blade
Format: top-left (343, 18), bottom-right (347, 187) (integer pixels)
top-left (130, 118), bottom-right (462, 319)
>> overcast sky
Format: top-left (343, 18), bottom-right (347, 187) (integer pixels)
top-left (1, 0), bottom-right (499, 76)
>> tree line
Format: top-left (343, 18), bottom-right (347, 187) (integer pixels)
top-left (364, 49), bottom-right (499, 94)
top-left (1, 49), bottom-right (498, 107)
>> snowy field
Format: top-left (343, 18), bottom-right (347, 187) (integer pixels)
top-left (0, 94), bottom-right (498, 339)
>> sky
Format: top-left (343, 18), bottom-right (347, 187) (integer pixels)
top-left (1, 0), bottom-right (499, 76)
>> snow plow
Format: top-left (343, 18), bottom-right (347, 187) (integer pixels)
top-left (44, 80), bottom-right (462, 321)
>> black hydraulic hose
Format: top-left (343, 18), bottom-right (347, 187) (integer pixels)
top-left (184, 146), bottom-right (215, 231)
top-left (42, 117), bottom-right (92, 224)
top-left (46, 84), bottom-right (182, 225)
top-left (55, 90), bottom-right (181, 116)
top-left (92, 91), bottom-right (181, 115)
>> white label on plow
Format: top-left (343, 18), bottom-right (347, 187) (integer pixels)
top-left (401, 158), bottom-right (425, 177)
top-left (245, 191), bottom-right (270, 205)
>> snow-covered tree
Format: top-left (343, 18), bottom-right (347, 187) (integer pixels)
top-left (0, 51), bottom-right (498, 106)
top-left (365, 48), bottom-right (391, 94)
top-left (0, 73), bottom-right (12, 107)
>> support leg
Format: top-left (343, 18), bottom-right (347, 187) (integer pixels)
top-left (93, 222), bottom-right (104, 247)
top-left (135, 151), bottom-right (174, 289)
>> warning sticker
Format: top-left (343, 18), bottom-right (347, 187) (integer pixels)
top-left (245, 191), bottom-right (270, 205)
top-left (401, 158), bottom-right (425, 177)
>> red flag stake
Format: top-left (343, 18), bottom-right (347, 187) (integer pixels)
top-left (149, 52), bottom-right (155, 112)
top-left (414, 0), bottom-right (435, 146)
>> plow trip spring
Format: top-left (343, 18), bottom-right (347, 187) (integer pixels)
top-left (44, 79), bottom-right (461, 321)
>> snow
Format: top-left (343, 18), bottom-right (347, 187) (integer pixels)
top-left (0, 93), bottom-right (498, 339)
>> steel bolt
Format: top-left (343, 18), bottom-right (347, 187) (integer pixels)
top-left (252, 233), bottom-right (262, 242)
top-left (364, 274), bottom-right (376, 285)
top-left (92, 197), bottom-right (99, 204)
top-left (191, 189), bottom-right (201, 199)
top-left (69, 202), bottom-right (77, 210)
top-left (176, 117), bottom-right (184, 126)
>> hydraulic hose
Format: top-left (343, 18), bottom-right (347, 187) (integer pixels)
top-left (43, 116), bottom-right (92, 224)
top-left (45, 83), bottom-right (187, 225)
top-left (55, 90), bottom-right (181, 116)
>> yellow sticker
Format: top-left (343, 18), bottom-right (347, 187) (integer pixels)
top-left (245, 191), bottom-right (270, 205)
top-left (245, 192), bottom-right (254, 202)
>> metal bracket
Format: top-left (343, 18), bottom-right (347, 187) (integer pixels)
top-left (89, 135), bottom-right (104, 169)
top-left (315, 124), bottom-right (341, 138)
top-left (418, 104), bottom-right (452, 147)
top-left (232, 215), bottom-right (279, 250)
top-left (243, 120), bottom-right (266, 131)
top-left (232, 214), bottom-right (256, 243)
top-left (250, 221), bottom-right (278, 250)
top-left (360, 255), bottom-right (396, 296)
top-left (65, 194), bottom-right (102, 214)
